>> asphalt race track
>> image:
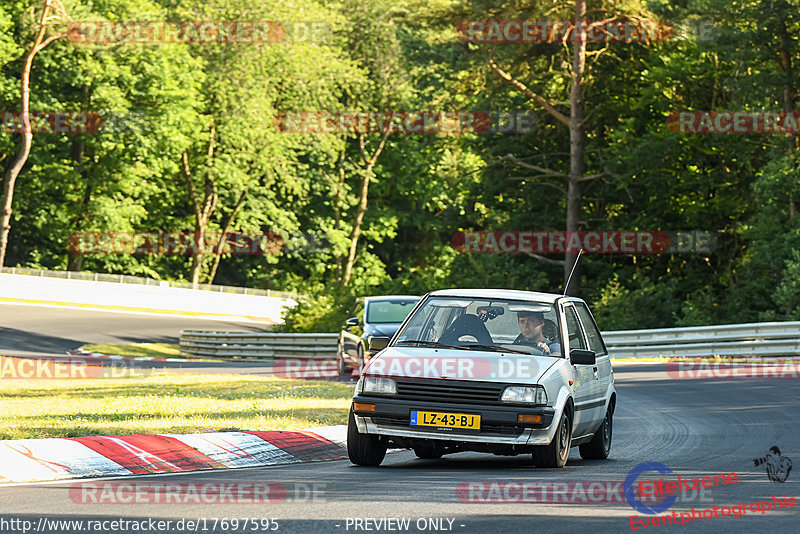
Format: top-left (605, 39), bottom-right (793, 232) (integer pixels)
top-left (1, 364), bottom-right (798, 534)
top-left (0, 302), bottom-right (266, 354)
top-left (0, 302), bottom-right (281, 374)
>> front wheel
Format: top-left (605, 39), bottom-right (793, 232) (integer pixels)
top-left (579, 405), bottom-right (613, 460)
top-left (347, 407), bottom-right (387, 466)
top-left (532, 409), bottom-right (572, 468)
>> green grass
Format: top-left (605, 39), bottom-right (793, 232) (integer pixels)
top-left (83, 343), bottom-right (185, 359)
top-left (0, 372), bottom-right (353, 440)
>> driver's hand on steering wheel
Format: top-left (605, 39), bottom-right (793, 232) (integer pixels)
top-left (537, 342), bottom-right (551, 355)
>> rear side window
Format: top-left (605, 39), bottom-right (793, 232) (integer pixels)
top-left (564, 307), bottom-right (587, 350)
top-left (366, 300), bottom-right (418, 323)
top-left (575, 303), bottom-right (607, 356)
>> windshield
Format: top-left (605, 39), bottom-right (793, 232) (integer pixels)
top-left (395, 296), bottom-right (563, 356)
top-left (365, 299), bottom-right (420, 324)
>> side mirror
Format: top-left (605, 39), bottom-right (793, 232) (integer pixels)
top-left (570, 349), bottom-right (596, 365)
top-left (368, 336), bottom-right (390, 352)
top-left (345, 317), bottom-right (360, 328)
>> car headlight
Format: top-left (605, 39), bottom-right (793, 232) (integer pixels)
top-left (362, 377), bottom-right (397, 395)
top-left (501, 385), bottom-right (547, 405)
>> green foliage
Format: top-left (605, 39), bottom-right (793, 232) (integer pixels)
top-left (2, 0), bottom-right (800, 330)
top-left (592, 274), bottom-right (681, 330)
top-left (280, 287), bottom-right (358, 333)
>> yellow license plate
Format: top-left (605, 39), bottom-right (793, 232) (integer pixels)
top-left (410, 411), bottom-right (480, 430)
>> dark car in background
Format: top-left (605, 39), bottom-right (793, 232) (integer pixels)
top-left (338, 295), bottom-right (420, 375)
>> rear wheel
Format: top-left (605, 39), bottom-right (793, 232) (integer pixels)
top-left (337, 341), bottom-right (349, 377)
top-left (347, 407), bottom-right (387, 466)
top-left (579, 405), bottom-right (613, 460)
top-left (337, 354), bottom-right (348, 377)
top-left (532, 409), bottom-right (572, 468)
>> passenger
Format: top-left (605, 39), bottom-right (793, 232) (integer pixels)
top-left (514, 311), bottom-right (562, 356)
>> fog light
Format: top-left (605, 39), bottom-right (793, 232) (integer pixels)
top-left (517, 414), bottom-right (542, 423)
top-left (353, 402), bottom-right (375, 412)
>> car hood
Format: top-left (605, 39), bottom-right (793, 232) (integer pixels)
top-left (362, 346), bottom-right (559, 384)
top-left (364, 323), bottom-right (403, 337)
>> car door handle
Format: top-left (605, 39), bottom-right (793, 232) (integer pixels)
top-left (592, 366), bottom-right (599, 379)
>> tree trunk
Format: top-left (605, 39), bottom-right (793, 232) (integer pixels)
top-left (777, 3), bottom-right (798, 218)
top-left (343, 167), bottom-right (370, 285)
top-left (67, 85), bottom-right (91, 272)
top-left (182, 149), bottom-right (217, 288)
top-left (0, 0), bottom-right (63, 267)
top-left (333, 147), bottom-right (346, 278)
top-left (208, 187), bottom-right (248, 284)
top-left (67, 138), bottom-right (89, 272)
top-left (342, 130), bottom-right (391, 286)
top-left (564, 0), bottom-right (587, 296)
top-left (486, 1), bottom-right (590, 294)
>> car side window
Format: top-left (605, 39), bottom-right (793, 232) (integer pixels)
top-left (400, 304), bottom-right (454, 342)
top-left (575, 303), bottom-right (607, 356)
top-left (353, 300), bottom-right (365, 323)
top-left (564, 306), bottom-right (587, 350)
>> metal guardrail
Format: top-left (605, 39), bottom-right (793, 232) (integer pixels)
top-left (180, 331), bottom-right (338, 359)
top-left (1, 267), bottom-right (299, 299)
top-left (602, 321), bottom-right (800, 358)
top-left (180, 321), bottom-right (800, 361)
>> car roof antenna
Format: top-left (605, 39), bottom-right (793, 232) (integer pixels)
top-left (563, 249), bottom-right (584, 297)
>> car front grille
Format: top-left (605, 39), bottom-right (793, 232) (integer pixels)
top-left (394, 378), bottom-right (505, 405)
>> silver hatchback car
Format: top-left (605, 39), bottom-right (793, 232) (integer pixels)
top-left (347, 289), bottom-right (615, 468)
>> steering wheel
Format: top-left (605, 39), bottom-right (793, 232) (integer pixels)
top-left (438, 314), bottom-right (493, 346)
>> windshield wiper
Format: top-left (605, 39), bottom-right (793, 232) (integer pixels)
top-left (395, 340), bottom-right (461, 350)
top-left (463, 344), bottom-right (532, 355)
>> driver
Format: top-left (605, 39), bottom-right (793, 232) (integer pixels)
top-left (514, 311), bottom-right (562, 356)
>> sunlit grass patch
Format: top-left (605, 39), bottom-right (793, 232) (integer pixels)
top-left (0, 372), bottom-right (353, 440)
top-left (83, 343), bottom-right (183, 359)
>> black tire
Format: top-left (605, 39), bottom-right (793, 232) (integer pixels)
top-left (532, 409), bottom-right (572, 468)
top-left (579, 405), bottom-right (613, 460)
top-left (337, 354), bottom-right (348, 377)
top-left (347, 407), bottom-right (387, 466)
top-left (413, 447), bottom-right (443, 459)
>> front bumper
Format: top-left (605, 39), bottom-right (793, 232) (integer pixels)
top-left (352, 395), bottom-right (556, 446)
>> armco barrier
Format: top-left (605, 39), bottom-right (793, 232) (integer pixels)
top-left (179, 331), bottom-right (338, 359)
top-left (602, 321), bottom-right (800, 358)
top-left (180, 321), bottom-right (800, 361)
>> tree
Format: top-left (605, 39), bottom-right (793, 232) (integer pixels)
top-left (0, 0), bottom-right (71, 267)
